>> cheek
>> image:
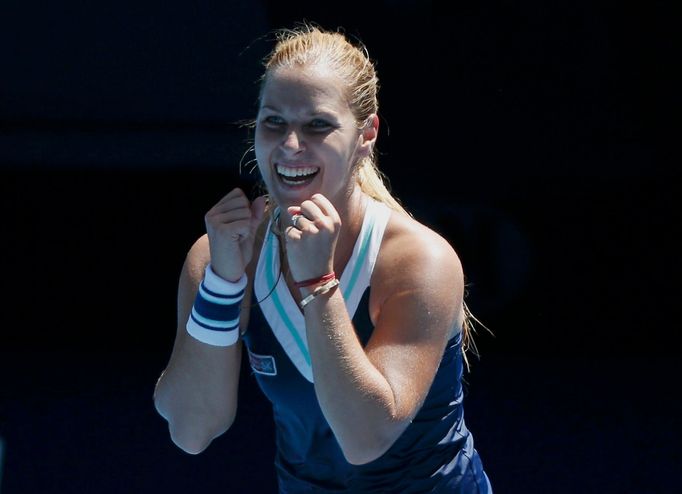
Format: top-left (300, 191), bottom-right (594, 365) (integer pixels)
top-left (254, 127), bottom-right (265, 150)
top-left (255, 150), bottom-right (269, 178)
top-left (254, 131), bottom-right (271, 167)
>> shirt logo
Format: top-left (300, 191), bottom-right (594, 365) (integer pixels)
top-left (248, 350), bottom-right (277, 376)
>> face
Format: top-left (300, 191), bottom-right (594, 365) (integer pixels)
top-left (255, 65), bottom-right (371, 210)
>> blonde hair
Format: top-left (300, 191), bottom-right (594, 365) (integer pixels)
top-left (258, 23), bottom-right (486, 370)
top-left (260, 22), bottom-right (408, 216)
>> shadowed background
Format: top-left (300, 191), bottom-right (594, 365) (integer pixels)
top-left (1, 1), bottom-right (680, 492)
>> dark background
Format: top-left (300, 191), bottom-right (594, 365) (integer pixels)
top-left (1, 1), bottom-right (680, 493)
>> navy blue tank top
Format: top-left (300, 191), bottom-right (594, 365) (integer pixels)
top-left (242, 199), bottom-right (492, 493)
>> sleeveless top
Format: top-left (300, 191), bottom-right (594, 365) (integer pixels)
top-left (242, 199), bottom-right (492, 493)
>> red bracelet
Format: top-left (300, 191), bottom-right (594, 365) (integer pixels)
top-left (294, 272), bottom-right (336, 288)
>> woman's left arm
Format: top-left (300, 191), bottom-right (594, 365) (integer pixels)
top-left (302, 221), bottom-right (464, 465)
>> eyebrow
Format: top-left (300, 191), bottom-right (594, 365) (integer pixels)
top-left (259, 105), bottom-right (338, 118)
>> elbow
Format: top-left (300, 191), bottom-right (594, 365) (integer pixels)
top-left (344, 450), bottom-right (380, 466)
top-left (333, 402), bottom-right (412, 465)
top-left (167, 418), bottom-right (233, 455)
top-left (343, 442), bottom-right (392, 466)
top-left (340, 430), bottom-right (400, 466)
top-left (154, 397), bottom-right (235, 455)
top-left (169, 424), bottom-right (215, 455)
top-left (170, 430), bottom-right (209, 455)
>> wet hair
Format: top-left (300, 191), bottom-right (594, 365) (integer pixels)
top-left (259, 22), bottom-right (408, 216)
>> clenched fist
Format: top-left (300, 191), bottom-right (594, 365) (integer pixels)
top-left (285, 193), bottom-right (342, 284)
top-left (204, 188), bottom-right (267, 282)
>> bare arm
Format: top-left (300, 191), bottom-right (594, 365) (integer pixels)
top-left (307, 238), bottom-right (461, 463)
top-left (153, 188), bottom-right (266, 454)
top-left (153, 235), bottom-right (243, 454)
top-left (290, 200), bottom-right (463, 465)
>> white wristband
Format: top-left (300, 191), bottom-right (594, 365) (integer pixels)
top-left (186, 265), bottom-right (247, 346)
top-left (202, 265), bottom-right (247, 295)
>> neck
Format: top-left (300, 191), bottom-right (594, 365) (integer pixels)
top-left (334, 185), bottom-right (367, 262)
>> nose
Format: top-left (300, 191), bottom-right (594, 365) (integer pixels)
top-left (281, 129), bottom-right (305, 154)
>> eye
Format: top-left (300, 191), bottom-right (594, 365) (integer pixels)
top-left (262, 115), bottom-right (285, 127)
top-left (307, 119), bottom-right (332, 131)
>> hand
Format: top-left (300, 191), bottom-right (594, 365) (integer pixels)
top-left (285, 194), bottom-right (342, 283)
top-left (204, 188), bottom-right (267, 282)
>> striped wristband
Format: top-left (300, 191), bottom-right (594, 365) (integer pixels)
top-left (186, 265), bottom-right (247, 346)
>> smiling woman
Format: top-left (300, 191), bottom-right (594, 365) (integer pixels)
top-left (255, 65), bottom-right (371, 222)
top-left (153, 22), bottom-right (493, 493)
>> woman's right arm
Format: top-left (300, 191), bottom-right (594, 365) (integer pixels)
top-left (153, 234), bottom-right (243, 455)
top-left (153, 188), bottom-right (267, 454)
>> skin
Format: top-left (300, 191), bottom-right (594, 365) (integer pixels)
top-left (154, 64), bottom-right (465, 465)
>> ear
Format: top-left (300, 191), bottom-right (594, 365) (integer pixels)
top-left (357, 114), bottom-right (379, 158)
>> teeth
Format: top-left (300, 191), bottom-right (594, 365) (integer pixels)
top-left (277, 165), bottom-right (319, 177)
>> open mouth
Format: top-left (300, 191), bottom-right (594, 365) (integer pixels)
top-left (276, 164), bottom-right (320, 186)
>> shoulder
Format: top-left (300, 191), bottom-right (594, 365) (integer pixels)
top-left (378, 210), bottom-right (462, 281)
top-left (371, 209), bottom-right (464, 316)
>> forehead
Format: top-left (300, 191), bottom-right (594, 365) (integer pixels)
top-left (260, 66), bottom-right (351, 114)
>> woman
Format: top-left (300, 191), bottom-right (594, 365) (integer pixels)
top-left (154, 23), bottom-right (493, 493)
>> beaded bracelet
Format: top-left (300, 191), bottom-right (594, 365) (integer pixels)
top-left (186, 265), bottom-right (246, 346)
top-left (299, 278), bottom-right (340, 309)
